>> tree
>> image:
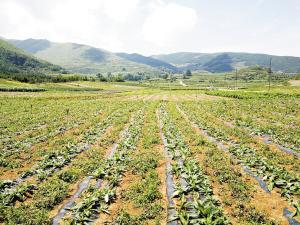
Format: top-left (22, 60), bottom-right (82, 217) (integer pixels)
top-left (185, 69), bottom-right (192, 76)
top-left (96, 73), bottom-right (102, 79)
top-left (107, 72), bottom-right (112, 81)
top-left (161, 73), bottom-right (168, 80)
top-left (114, 74), bottom-right (124, 82)
top-left (96, 73), bottom-right (107, 82)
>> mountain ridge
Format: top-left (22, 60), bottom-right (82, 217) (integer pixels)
top-left (152, 52), bottom-right (300, 73)
top-left (5, 37), bottom-right (300, 73)
top-left (0, 38), bottom-right (66, 82)
top-left (7, 38), bottom-right (164, 74)
top-left (116, 52), bottom-right (178, 72)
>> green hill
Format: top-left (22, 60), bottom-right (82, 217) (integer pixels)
top-left (202, 54), bottom-right (233, 72)
top-left (116, 53), bottom-right (178, 72)
top-left (0, 39), bottom-right (66, 82)
top-left (9, 38), bottom-right (51, 54)
top-left (9, 39), bottom-right (161, 75)
top-left (152, 52), bottom-right (300, 73)
top-left (9, 38), bottom-right (300, 74)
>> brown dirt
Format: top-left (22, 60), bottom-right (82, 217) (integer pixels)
top-left (95, 172), bottom-right (143, 224)
top-left (0, 111), bottom-right (110, 180)
top-left (250, 187), bottom-right (291, 225)
top-left (49, 112), bottom-right (134, 223)
top-left (156, 145), bottom-right (168, 225)
top-left (48, 179), bottom-right (83, 220)
top-left (96, 111), bottom-right (168, 224)
top-left (289, 80), bottom-right (300, 86)
top-left (48, 124), bottom-right (125, 221)
top-left (256, 136), bottom-right (300, 164)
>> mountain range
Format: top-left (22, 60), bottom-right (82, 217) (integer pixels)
top-left (2, 37), bottom-right (300, 75)
top-left (0, 39), bottom-right (66, 82)
top-left (8, 38), bottom-right (174, 74)
top-left (152, 52), bottom-right (300, 73)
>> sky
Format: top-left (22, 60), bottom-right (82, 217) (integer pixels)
top-left (0, 0), bottom-right (300, 56)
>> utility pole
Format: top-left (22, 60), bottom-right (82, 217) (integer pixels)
top-left (268, 58), bottom-right (272, 91)
top-left (235, 69), bottom-right (238, 90)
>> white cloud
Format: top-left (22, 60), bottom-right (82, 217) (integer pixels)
top-left (142, 2), bottom-right (198, 47)
top-left (0, 0), bottom-right (300, 56)
top-left (0, 0), bottom-right (142, 51)
top-left (0, 1), bottom-right (37, 38)
top-left (101, 0), bottom-right (140, 22)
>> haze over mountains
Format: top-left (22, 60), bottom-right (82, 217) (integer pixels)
top-left (153, 52), bottom-right (300, 73)
top-left (2, 37), bottom-right (300, 74)
top-left (8, 38), bottom-right (164, 74)
top-left (0, 39), bottom-right (66, 82)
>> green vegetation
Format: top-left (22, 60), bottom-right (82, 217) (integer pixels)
top-left (0, 79), bottom-right (299, 224)
top-left (8, 38), bottom-right (161, 75)
top-left (116, 52), bottom-right (178, 72)
top-left (0, 39), bottom-right (69, 83)
top-left (153, 52), bottom-right (300, 73)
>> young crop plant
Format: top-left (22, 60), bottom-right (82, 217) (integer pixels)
top-left (228, 145), bottom-right (300, 199)
top-left (3, 102), bottom-right (138, 225)
top-left (168, 101), bottom-right (288, 224)
top-left (66, 109), bottom-right (145, 224)
top-left (0, 105), bottom-right (133, 208)
top-left (159, 104), bottom-right (229, 225)
top-left (0, 98), bottom-right (109, 168)
top-left (178, 101), bottom-right (300, 223)
top-left (191, 98), bottom-right (300, 154)
top-left (110, 102), bottom-right (165, 224)
top-left (178, 102), bottom-right (300, 196)
top-left (1, 80), bottom-right (300, 225)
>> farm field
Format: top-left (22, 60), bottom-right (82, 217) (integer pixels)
top-left (0, 82), bottom-right (299, 225)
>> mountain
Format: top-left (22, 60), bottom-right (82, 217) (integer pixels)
top-left (0, 39), bottom-right (66, 82)
top-left (9, 38), bottom-right (300, 74)
top-left (152, 52), bottom-right (216, 65)
top-left (9, 38), bottom-right (51, 54)
top-left (8, 38), bottom-right (164, 74)
top-left (202, 54), bottom-right (233, 73)
top-left (152, 52), bottom-right (300, 73)
top-left (116, 53), bottom-right (178, 72)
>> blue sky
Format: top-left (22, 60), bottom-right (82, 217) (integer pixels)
top-left (0, 0), bottom-right (299, 56)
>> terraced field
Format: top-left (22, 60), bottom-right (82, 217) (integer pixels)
top-left (0, 83), bottom-right (299, 225)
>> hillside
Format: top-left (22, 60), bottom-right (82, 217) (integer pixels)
top-left (8, 39), bottom-right (162, 75)
top-left (116, 53), bottom-right (178, 72)
top-left (0, 39), bottom-right (66, 82)
top-left (153, 52), bottom-right (300, 73)
top-left (8, 38), bottom-right (300, 74)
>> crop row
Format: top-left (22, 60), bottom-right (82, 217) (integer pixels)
top-left (85, 102), bottom-right (165, 224)
top-left (196, 99), bottom-right (300, 153)
top-left (179, 102), bottom-right (300, 174)
top-left (0, 98), bottom-right (110, 158)
top-left (63, 109), bottom-right (145, 224)
top-left (0, 97), bottom-right (89, 137)
top-left (111, 101), bottom-right (164, 223)
top-left (179, 103), bottom-right (300, 219)
top-left (0, 99), bottom-right (113, 169)
top-left (0, 97), bottom-right (111, 144)
top-left (0, 102), bottom-right (139, 224)
top-left (228, 145), bottom-right (300, 198)
top-left (166, 102), bottom-right (295, 224)
top-left (159, 104), bottom-right (229, 225)
top-left (0, 107), bottom-right (128, 207)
